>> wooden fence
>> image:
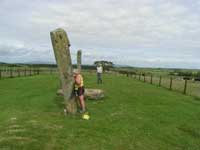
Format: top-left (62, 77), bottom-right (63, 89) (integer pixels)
top-left (134, 74), bottom-right (188, 94)
top-left (117, 71), bottom-right (200, 98)
top-left (0, 68), bottom-right (57, 79)
top-left (1, 68), bottom-right (199, 98)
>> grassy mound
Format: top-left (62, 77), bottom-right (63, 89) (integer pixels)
top-left (0, 74), bottom-right (200, 150)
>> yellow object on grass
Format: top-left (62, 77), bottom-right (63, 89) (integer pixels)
top-left (82, 114), bottom-right (90, 120)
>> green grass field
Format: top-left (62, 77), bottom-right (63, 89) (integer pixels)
top-left (0, 74), bottom-right (200, 150)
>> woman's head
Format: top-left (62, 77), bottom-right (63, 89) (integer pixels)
top-left (73, 69), bottom-right (80, 75)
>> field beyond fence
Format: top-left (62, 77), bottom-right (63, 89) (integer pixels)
top-left (1, 67), bottom-right (200, 99)
top-left (115, 71), bottom-right (200, 99)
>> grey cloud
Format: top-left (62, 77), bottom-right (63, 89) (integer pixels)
top-left (0, 42), bottom-right (28, 56)
top-left (0, 0), bottom-right (200, 68)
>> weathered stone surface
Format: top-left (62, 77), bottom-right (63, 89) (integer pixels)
top-left (77, 50), bottom-right (82, 72)
top-left (57, 89), bottom-right (105, 100)
top-left (50, 28), bottom-right (77, 114)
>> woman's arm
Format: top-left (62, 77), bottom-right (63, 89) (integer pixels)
top-left (75, 75), bottom-right (81, 85)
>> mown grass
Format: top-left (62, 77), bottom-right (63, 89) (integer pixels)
top-left (0, 73), bottom-right (200, 150)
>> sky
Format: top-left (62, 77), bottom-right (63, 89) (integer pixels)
top-left (0, 0), bottom-right (200, 68)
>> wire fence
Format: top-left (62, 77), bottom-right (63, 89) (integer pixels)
top-left (120, 72), bottom-right (200, 98)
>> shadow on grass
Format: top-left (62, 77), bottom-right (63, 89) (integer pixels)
top-left (54, 95), bottom-right (65, 109)
top-left (193, 96), bottom-right (200, 102)
top-left (177, 125), bottom-right (200, 138)
top-left (54, 95), bottom-right (80, 110)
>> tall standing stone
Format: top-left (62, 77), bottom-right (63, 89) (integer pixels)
top-left (77, 50), bottom-right (82, 72)
top-left (50, 28), bottom-right (77, 114)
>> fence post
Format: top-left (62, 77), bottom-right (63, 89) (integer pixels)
top-left (0, 69), bottom-right (2, 79)
top-left (144, 74), bottom-right (146, 82)
top-left (34, 69), bottom-right (36, 75)
top-left (24, 69), bottom-right (26, 76)
top-left (150, 75), bottom-right (153, 84)
top-left (169, 77), bottom-right (173, 90)
top-left (37, 69), bottom-right (40, 75)
top-left (183, 79), bottom-right (188, 94)
top-left (139, 73), bottom-right (141, 80)
top-left (10, 69), bottom-right (13, 78)
top-left (17, 69), bottom-right (20, 77)
top-left (14, 69), bottom-right (16, 78)
top-left (159, 76), bottom-right (162, 86)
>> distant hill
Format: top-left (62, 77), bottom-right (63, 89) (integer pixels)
top-left (0, 62), bottom-right (7, 64)
top-left (114, 64), bottom-right (132, 68)
top-left (24, 61), bottom-right (56, 64)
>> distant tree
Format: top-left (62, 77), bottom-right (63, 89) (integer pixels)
top-left (196, 71), bottom-right (200, 77)
top-left (169, 72), bottom-right (175, 76)
top-left (94, 60), bottom-right (114, 71)
top-left (176, 71), bottom-right (193, 77)
top-left (194, 78), bottom-right (200, 81)
top-left (169, 69), bottom-right (196, 78)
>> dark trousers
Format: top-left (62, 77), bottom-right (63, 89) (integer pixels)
top-left (97, 73), bottom-right (102, 84)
